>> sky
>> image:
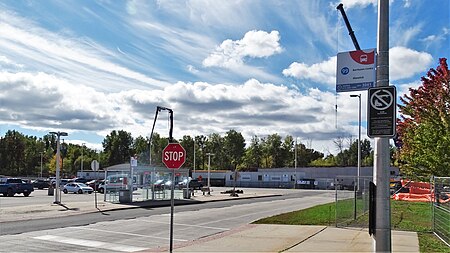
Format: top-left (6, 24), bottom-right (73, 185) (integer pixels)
top-left (0, 0), bottom-right (448, 155)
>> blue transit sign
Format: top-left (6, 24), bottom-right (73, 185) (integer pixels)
top-left (367, 86), bottom-right (396, 138)
top-left (336, 48), bottom-right (376, 92)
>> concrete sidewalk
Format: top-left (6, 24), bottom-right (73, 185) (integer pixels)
top-left (165, 224), bottom-right (419, 253)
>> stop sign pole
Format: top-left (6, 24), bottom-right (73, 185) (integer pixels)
top-left (163, 143), bottom-right (186, 253)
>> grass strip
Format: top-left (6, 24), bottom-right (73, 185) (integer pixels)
top-left (254, 200), bottom-right (449, 253)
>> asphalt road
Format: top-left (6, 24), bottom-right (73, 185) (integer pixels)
top-left (0, 188), bottom-right (102, 207)
top-left (0, 190), bottom-right (334, 252)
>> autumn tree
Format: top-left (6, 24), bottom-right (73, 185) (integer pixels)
top-left (396, 58), bottom-right (450, 179)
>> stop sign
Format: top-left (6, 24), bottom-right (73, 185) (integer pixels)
top-left (162, 143), bottom-right (186, 169)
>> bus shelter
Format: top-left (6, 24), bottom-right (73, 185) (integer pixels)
top-left (103, 163), bottom-right (190, 203)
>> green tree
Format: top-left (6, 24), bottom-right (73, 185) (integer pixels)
top-left (242, 135), bottom-right (263, 170)
top-left (149, 132), bottom-right (169, 166)
top-left (397, 58), bottom-right (450, 179)
top-left (205, 133), bottom-right (226, 170)
top-left (223, 130), bottom-right (245, 170)
top-left (102, 130), bottom-right (134, 166)
top-left (179, 135), bottom-right (194, 168)
top-left (281, 135), bottom-right (294, 167)
top-left (262, 134), bottom-right (283, 168)
top-left (195, 135), bottom-right (207, 170)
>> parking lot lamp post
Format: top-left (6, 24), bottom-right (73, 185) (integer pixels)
top-left (206, 153), bottom-right (214, 189)
top-left (350, 94), bottom-right (361, 191)
top-left (81, 143), bottom-right (85, 173)
top-left (49, 131), bottom-right (68, 204)
top-left (40, 152), bottom-right (43, 178)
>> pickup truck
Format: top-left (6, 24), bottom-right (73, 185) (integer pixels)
top-left (0, 178), bottom-right (34, 197)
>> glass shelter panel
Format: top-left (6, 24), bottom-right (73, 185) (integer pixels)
top-left (104, 165), bottom-right (189, 203)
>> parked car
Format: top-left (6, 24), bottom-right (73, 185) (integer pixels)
top-left (69, 177), bottom-right (88, 184)
top-left (177, 177), bottom-right (192, 189)
top-left (63, 182), bottom-right (93, 194)
top-left (153, 179), bottom-right (172, 190)
top-left (0, 178), bottom-right (34, 197)
top-left (51, 178), bottom-right (70, 188)
top-left (32, 179), bottom-right (50, 189)
top-left (87, 179), bottom-right (104, 191)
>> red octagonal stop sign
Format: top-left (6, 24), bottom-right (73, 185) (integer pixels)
top-left (162, 143), bottom-right (186, 169)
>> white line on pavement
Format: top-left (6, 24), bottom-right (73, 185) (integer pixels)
top-left (140, 219), bottom-right (230, 231)
top-left (75, 227), bottom-right (188, 242)
top-left (33, 235), bottom-right (147, 252)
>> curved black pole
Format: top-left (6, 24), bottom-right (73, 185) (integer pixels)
top-left (337, 3), bottom-right (361, 51)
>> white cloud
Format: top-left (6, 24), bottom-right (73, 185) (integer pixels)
top-left (403, 0), bottom-right (411, 8)
top-left (390, 46), bottom-right (433, 80)
top-left (420, 27), bottom-right (450, 48)
top-left (393, 24), bottom-right (422, 47)
top-left (0, 55), bottom-right (23, 69)
top-left (203, 30), bottom-right (283, 68)
top-left (283, 47), bottom-right (432, 85)
top-left (282, 56), bottom-right (337, 86)
top-left (0, 11), bottom-right (170, 91)
top-left (0, 69), bottom-right (356, 154)
top-left (337, 0), bottom-right (377, 9)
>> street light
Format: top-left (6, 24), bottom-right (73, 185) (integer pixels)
top-left (81, 143), bottom-right (85, 173)
top-left (350, 94), bottom-right (361, 191)
top-left (206, 153), bottom-right (214, 189)
top-left (39, 152), bottom-right (44, 178)
top-left (49, 131), bottom-right (68, 204)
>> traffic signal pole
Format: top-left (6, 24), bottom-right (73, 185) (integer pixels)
top-left (373, 0), bottom-right (391, 251)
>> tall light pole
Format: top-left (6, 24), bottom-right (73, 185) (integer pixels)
top-left (193, 137), bottom-right (196, 174)
top-left (39, 152), bottom-right (44, 178)
top-left (81, 143), bottom-right (85, 173)
top-left (350, 94), bottom-right (361, 191)
top-left (374, 0), bottom-right (391, 251)
top-left (206, 153), bottom-right (214, 189)
top-left (49, 131), bottom-right (68, 204)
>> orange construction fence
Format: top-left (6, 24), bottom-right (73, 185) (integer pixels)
top-left (392, 180), bottom-right (450, 203)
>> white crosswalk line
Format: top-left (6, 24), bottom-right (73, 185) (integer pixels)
top-left (33, 235), bottom-right (147, 252)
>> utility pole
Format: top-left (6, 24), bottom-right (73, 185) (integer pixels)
top-left (206, 153), bottom-right (214, 189)
top-left (373, 0), bottom-right (391, 251)
top-left (81, 143), bottom-right (85, 173)
top-left (193, 138), bottom-right (196, 174)
top-left (40, 152), bottom-right (44, 178)
top-left (49, 131), bottom-right (68, 204)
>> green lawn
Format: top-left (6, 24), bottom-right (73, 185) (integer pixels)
top-left (254, 200), bottom-right (449, 253)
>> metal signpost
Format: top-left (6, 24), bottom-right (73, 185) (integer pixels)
top-left (373, 0), bottom-right (392, 251)
top-left (91, 160), bottom-right (99, 208)
top-left (162, 143), bottom-right (186, 253)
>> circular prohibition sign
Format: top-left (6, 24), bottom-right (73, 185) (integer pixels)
top-left (370, 89), bottom-right (393, 111)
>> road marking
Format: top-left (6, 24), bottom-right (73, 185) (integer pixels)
top-left (76, 227), bottom-right (188, 242)
top-left (33, 235), bottom-right (147, 252)
top-left (140, 219), bottom-right (230, 231)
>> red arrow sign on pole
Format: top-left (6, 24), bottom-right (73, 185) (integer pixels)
top-left (162, 143), bottom-right (186, 169)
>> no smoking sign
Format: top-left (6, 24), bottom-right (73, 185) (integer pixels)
top-left (367, 86), bottom-right (397, 138)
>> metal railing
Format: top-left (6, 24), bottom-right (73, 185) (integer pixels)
top-left (433, 176), bottom-right (450, 247)
top-left (335, 176), bottom-right (371, 228)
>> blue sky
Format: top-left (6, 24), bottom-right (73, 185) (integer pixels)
top-left (0, 0), bottom-right (448, 154)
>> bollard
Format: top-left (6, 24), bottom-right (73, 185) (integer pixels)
top-left (48, 185), bottom-right (54, 196)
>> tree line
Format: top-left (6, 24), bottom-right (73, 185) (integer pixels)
top-left (0, 129), bottom-right (371, 177)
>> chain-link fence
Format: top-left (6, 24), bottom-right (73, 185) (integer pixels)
top-left (433, 176), bottom-right (450, 247)
top-left (335, 176), bottom-right (372, 228)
